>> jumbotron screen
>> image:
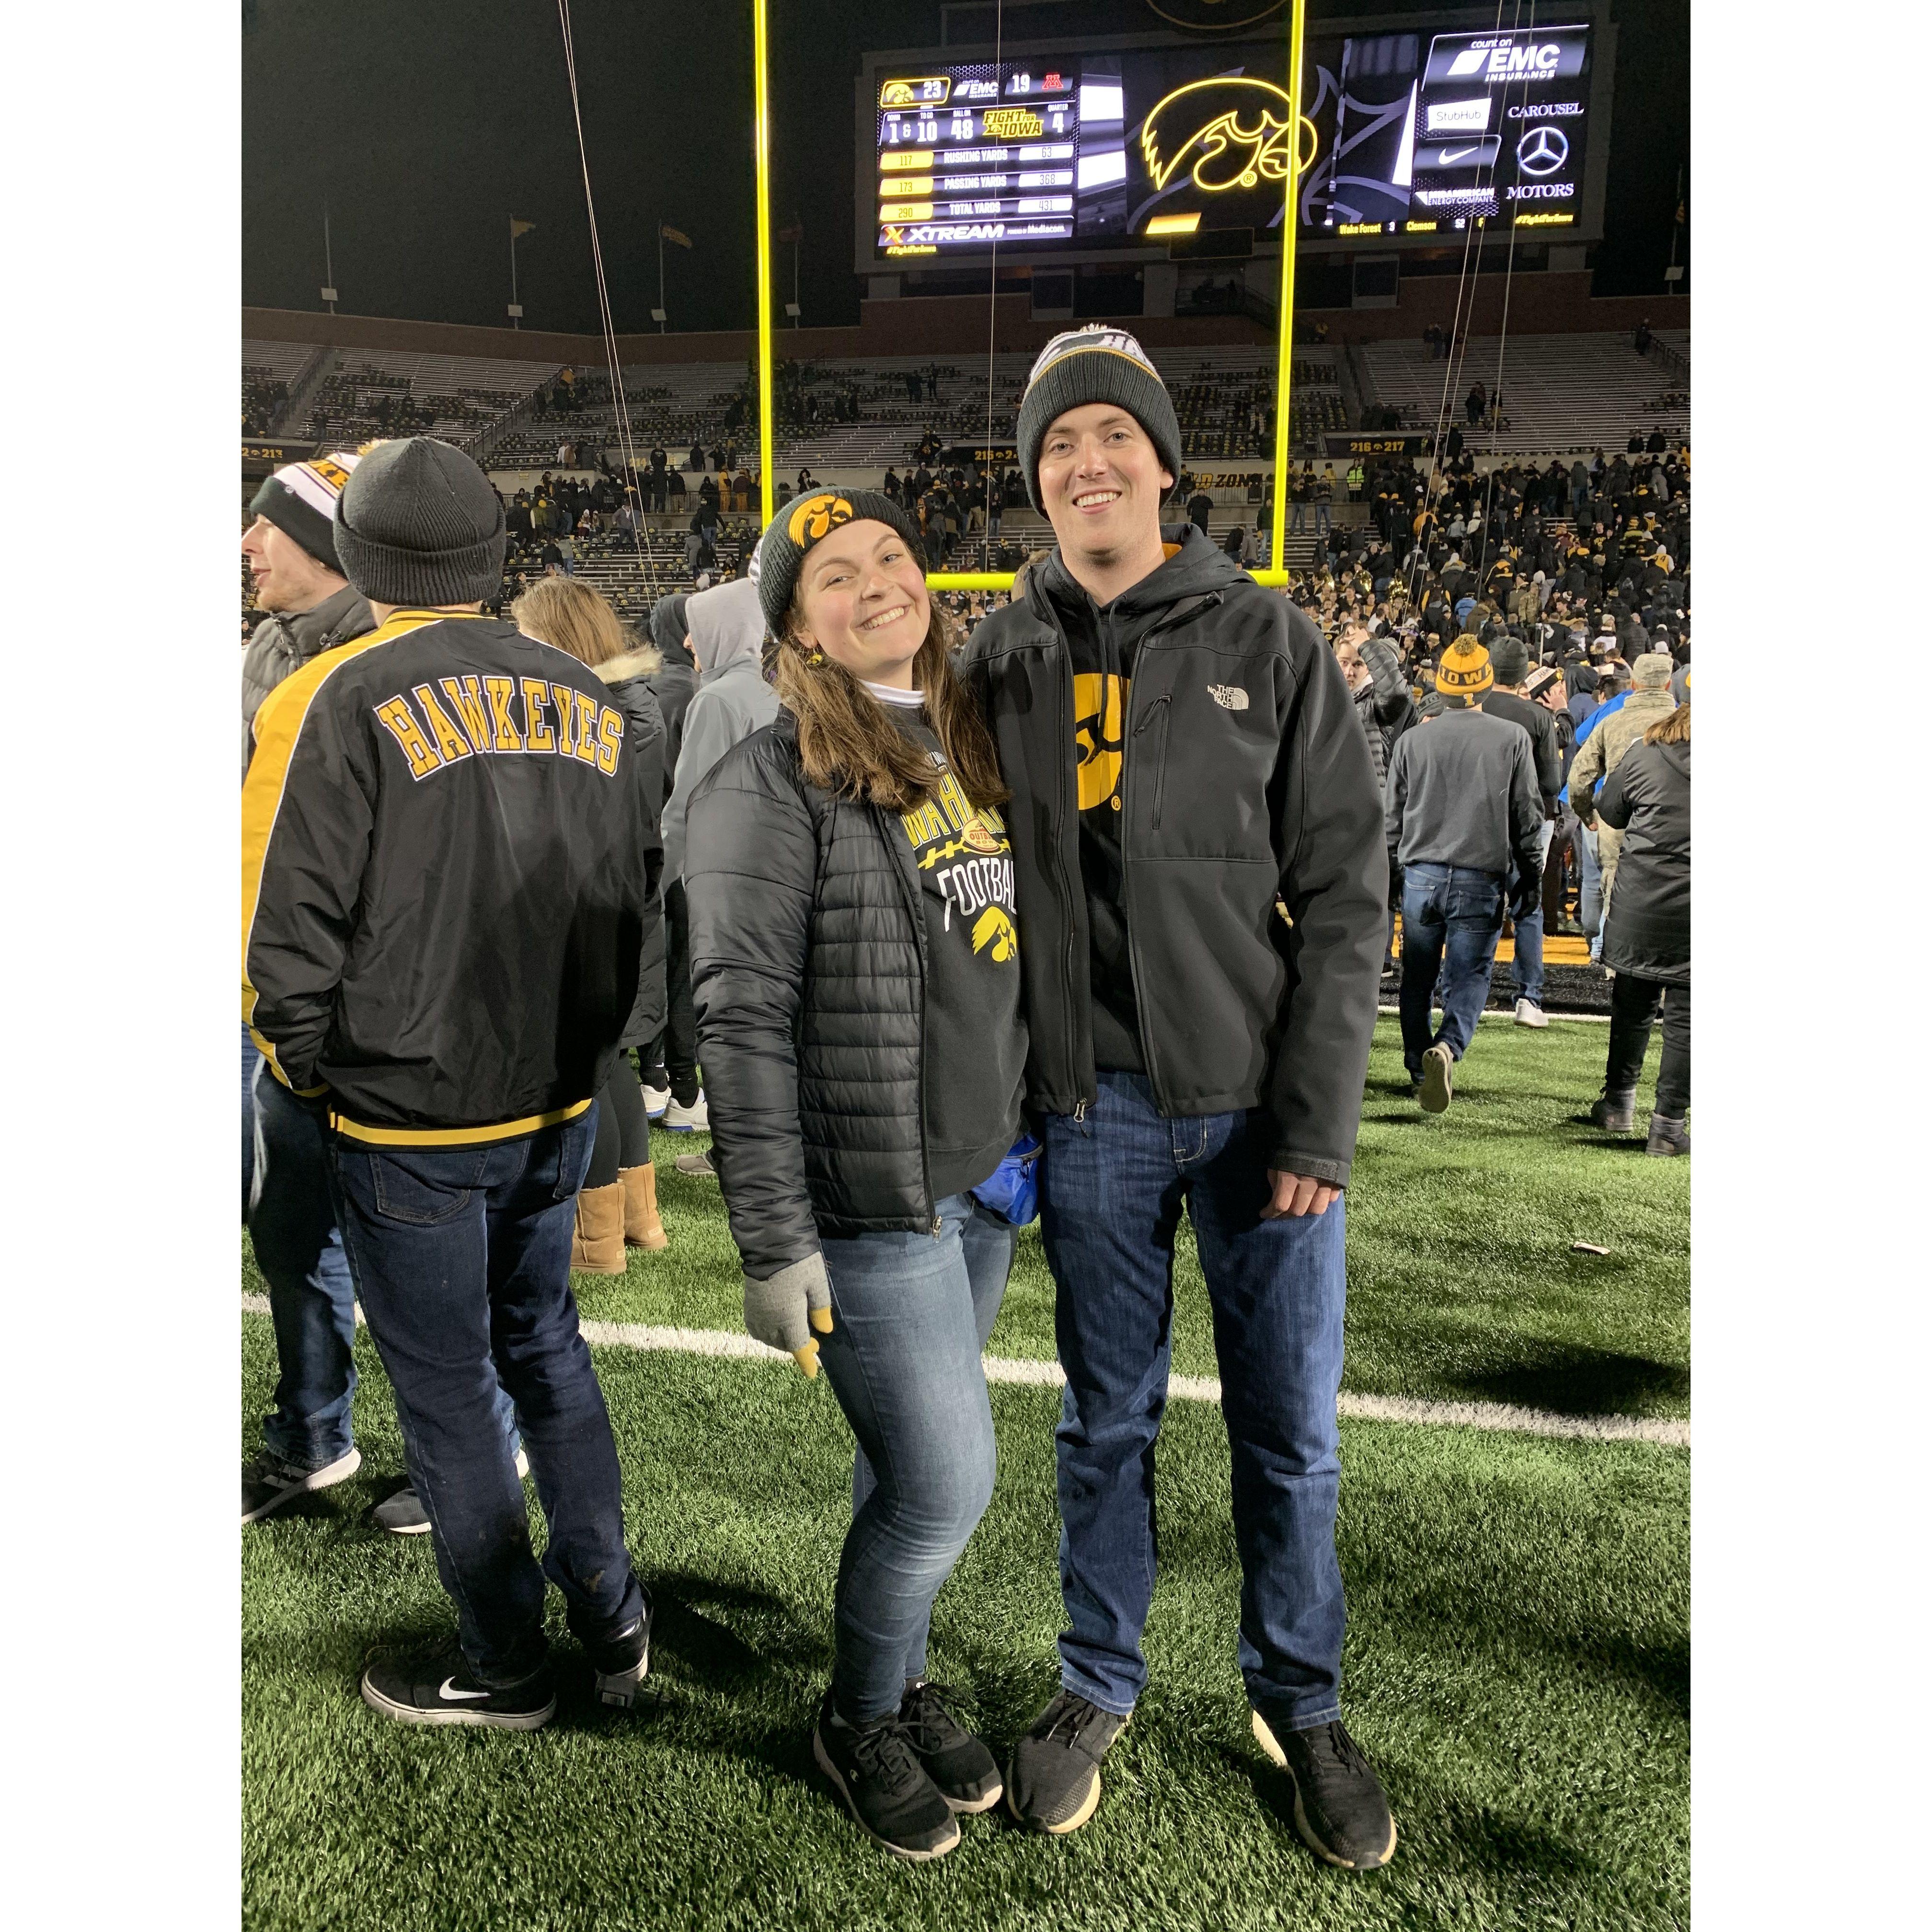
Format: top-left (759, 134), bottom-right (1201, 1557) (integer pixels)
top-left (867, 21), bottom-right (1599, 259)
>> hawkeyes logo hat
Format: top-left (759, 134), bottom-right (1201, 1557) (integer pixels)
top-left (756, 488), bottom-right (927, 637)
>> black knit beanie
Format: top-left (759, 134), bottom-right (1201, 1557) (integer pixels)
top-left (756, 489), bottom-right (926, 638)
top-left (1488, 635), bottom-right (1530, 686)
top-left (334, 437), bottom-right (507, 606)
top-left (1015, 326), bottom-right (1182, 515)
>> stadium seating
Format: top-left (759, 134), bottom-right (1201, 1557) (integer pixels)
top-left (296, 349), bottom-right (562, 452)
top-left (1357, 331), bottom-right (1690, 454)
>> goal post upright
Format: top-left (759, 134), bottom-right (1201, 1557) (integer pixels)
top-left (755, 0), bottom-right (1304, 594)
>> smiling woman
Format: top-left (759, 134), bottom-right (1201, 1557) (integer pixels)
top-left (682, 486), bottom-right (1030, 1861)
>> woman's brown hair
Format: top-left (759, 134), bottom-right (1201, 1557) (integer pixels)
top-left (771, 598), bottom-right (1009, 812)
top-left (1644, 701), bottom-right (1690, 747)
top-left (512, 575), bottom-right (656, 673)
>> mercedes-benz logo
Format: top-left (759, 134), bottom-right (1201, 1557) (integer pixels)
top-left (1516, 126), bottom-right (1569, 176)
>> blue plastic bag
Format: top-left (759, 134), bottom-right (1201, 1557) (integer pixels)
top-left (969, 1132), bottom-right (1042, 1227)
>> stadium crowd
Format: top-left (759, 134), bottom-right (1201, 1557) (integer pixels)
top-left (239, 325), bottom-right (1686, 1871)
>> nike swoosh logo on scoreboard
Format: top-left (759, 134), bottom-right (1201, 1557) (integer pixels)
top-left (1439, 145), bottom-right (1479, 163)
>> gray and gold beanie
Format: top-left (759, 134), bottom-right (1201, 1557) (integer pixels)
top-left (1015, 326), bottom-right (1182, 515)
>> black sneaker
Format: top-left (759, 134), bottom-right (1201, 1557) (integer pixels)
top-left (1006, 1690), bottom-right (1128, 1835)
top-left (373, 1448), bottom-right (529, 1536)
top-left (360, 1646), bottom-right (555, 1731)
top-left (899, 1679), bottom-right (1002, 1813)
top-left (811, 1690), bottom-right (961, 1860)
top-left (242, 1446), bottom-right (361, 1525)
top-left (581, 1598), bottom-right (653, 1710)
top-left (1590, 1092), bottom-right (1636, 1134)
top-left (1251, 1713), bottom-right (1397, 1871)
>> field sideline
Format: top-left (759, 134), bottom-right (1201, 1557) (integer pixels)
top-left (242, 1017), bottom-right (1689, 1931)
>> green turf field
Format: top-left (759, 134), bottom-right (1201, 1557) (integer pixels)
top-left (242, 1017), bottom-right (1689, 1930)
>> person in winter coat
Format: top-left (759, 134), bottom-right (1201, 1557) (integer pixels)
top-left (962, 329), bottom-right (1394, 1869)
top-left (640, 593), bottom-right (700, 1122)
top-left (1480, 635), bottom-right (1563, 1024)
top-left (512, 576), bottom-right (669, 1265)
top-left (685, 491), bottom-right (1025, 1862)
top-left (1334, 625), bottom-right (1415, 971)
top-left (243, 437), bottom-right (656, 1727)
top-left (240, 449), bottom-right (394, 1529)
top-left (660, 574), bottom-right (779, 893)
top-left (1588, 704), bottom-right (1690, 1154)
top-left (1564, 652), bottom-right (1677, 922)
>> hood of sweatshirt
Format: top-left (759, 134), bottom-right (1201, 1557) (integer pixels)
top-left (685, 576), bottom-right (766, 681)
top-left (650, 591), bottom-right (692, 662)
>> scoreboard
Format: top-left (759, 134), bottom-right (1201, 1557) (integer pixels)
top-left (860, 12), bottom-right (1610, 265)
top-left (875, 66), bottom-right (1086, 253)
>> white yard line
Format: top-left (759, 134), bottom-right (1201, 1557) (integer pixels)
top-left (1377, 1004), bottom-right (1613, 1023)
top-left (241, 1296), bottom-right (1687, 1448)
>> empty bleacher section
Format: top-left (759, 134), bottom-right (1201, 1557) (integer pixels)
top-left (294, 351), bottom-right (561, 453)
top-left (1357, 332), bottom-right (1689, 454)
top-left (242, 339), bottom-right (316, 436)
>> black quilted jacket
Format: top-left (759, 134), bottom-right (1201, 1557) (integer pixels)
top-left (683, 711), bottom-right (934, 1277)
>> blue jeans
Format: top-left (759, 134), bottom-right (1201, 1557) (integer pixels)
top-left (1289, 501), bottom-right (1307, 532)
top-left (325, 1113), bottom-right (643, 1685)
top-left (1399, 863), bottom-right (1505, 1077)
top-left (1314, 501), bottom-right (1331, 534)
top-left (1509, 821), bottom-right (1555, 1006)
top-left (245, 1030), bottom-right (358, 1469)
top-left (818, 1194), bottom-right (1015, 1722)
top-left (1576, 820), bottom-right (1604, 959)
top-left (1037, 1072), bottom-right (1348, 1734)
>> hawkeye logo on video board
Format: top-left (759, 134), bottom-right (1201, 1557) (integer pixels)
top-left (880, 77), bottom-right (950, 108)
top-left (1137, 78), bottom-right (1319, 235)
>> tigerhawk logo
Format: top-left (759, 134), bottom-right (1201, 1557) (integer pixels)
top-left (787, 492), bottom-right (853, 546)
top-left (1140, 78), bottom-right (1313, 195)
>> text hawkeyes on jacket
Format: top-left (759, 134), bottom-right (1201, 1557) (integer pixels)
top-left (371, 675), bottom-right (626, 782)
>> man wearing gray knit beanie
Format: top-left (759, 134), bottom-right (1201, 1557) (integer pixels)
top-left (243, 435), bottom-right (661, 1729)
top-left (964, 332), bottom-right (1396, 1868)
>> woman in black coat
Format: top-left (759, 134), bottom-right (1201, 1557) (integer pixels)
top-left (1588, 703), bottom-right (1690, 1153)
top-left (513, 578), bottom-right (670, 1260)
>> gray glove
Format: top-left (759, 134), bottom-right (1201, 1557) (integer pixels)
top-left (744, 1253), bottom-right (834, 1378)
top-left (1359, 637), bottom-right (1405, 699)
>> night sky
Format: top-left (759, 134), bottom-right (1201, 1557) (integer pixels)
top-left (242, 0), bottom-right (1687, 336)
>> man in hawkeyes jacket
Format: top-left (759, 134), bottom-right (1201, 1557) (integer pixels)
top-left (961, 327), bottom-right (1396, 1870)
top-left (241, 448), bottom-right (395, 1528)
top-left (242, 436), bottom-right (656, 1731)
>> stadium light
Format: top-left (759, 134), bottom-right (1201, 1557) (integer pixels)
top-left (752, 0), bottom-right (1305, 592)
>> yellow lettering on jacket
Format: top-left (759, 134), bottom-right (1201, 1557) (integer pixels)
top-left (372, 696), bottom-right (443, 780)
top-left (521, 678), bottom-right (556, 752)
top-left (438, 676), bottom-right (494, 753)
top-left (574, 690), bottom-right (602, 765)
top-left (413, 684), bottom-right (473, 764)
top-left (597, 706), bottom-right (623, 774)
top-left (485, 676), bottom-right (524, 751)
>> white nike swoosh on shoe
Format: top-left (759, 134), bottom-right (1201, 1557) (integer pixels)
top-left (439, 1678), bottom-right (494, 1701)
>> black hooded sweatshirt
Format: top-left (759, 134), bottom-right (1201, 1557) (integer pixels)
top-left (964, 526), bottom-right (1386, 1186)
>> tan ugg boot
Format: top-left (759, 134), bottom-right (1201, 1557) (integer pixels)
top-left (570, 1182), bottom-right (627, 1274)
top-left (621, 1163), bottom-right (668, 1250)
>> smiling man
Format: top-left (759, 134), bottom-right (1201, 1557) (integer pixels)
top-left (963, 328), bottom-right (1394, 1869)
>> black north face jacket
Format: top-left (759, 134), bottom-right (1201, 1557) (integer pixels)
top-left (962, 530), bottom-right (1386, 1187)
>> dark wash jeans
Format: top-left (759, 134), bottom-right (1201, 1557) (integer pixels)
top-left (325, 1112), bottom-right (644, 1685)
top-left (817, 1194), bottom-right (1015, 1722)
top-left (1399, 862), bottom-right (1506, 1078)
top-left (245, 1029), bottom-right (358, 1468)
top-left (1037, 1072), bottom-right (1348, 1735)
top-left (1607, 973), bottom-right (1691, 1117)
top-left (245, 1027), bottom-right (517, 1472)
